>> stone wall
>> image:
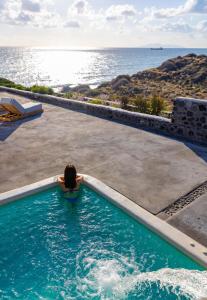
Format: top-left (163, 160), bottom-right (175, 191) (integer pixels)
top-left (0, 86), bottom-right (206, 144)
top-left (172, 97), bottom-right (207, 143)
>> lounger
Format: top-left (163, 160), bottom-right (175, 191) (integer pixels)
top-left (0, 98), bottom-right (43, 121)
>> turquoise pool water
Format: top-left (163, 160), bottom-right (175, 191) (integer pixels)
top-left (0, 186), bottom-right (206, 299)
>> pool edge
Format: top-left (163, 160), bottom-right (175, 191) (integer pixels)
top-left (0, 174), bottom-right (207, 269)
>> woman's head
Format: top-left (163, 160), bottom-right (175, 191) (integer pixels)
top-left (64, 164), bottom-right (77, 189)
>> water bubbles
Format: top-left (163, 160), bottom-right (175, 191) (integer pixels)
top-left (1, 186), bottom-right (206, 299)
top-left (76, 252), bottom-right (207, 300)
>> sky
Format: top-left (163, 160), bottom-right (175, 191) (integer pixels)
top-left (0, 0), bottom-right (206, 47)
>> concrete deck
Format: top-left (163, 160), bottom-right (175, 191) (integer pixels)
top-left (1, 92), bottom-right (207, 244)
top-left (169, 194), bottom-right (207, 247)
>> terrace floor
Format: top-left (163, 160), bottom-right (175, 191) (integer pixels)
top-left (1, 92), bottom-right (207, 246)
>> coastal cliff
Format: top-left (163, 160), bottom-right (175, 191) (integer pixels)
top-left (68, 54), bottom-right (207, 102)
top-left (0, 54), bottom-right (206, 116)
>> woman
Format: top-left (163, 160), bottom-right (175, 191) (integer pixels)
top-left (58, 164), bottom-right (83, 201)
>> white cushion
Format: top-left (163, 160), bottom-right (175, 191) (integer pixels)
top-left (0, 98), bottom-right (42, 114)
top-left (0, 98), bottom-right (25, 114)
top-left (22, 102), bottom-right (42, 114)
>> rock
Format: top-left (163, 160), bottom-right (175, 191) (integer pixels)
top-left (98, 81), bottom-right (110, 88)
top-left (86, 89), bottom-right (101, 97)
top-left (128, 87), bottom-right (145, 95)
top-left (185, 53), bottom-right (197, 58)
top-left (61, 85), bottom-right (72, 93)
top-left (134, 54), bottom-right (207, 86)
top-left (71, 84), bottom-right (91, 93)
top-left (64, 54), bottom-right (207, 102)
top-left (113, 74), bottom-right (131, 82)
top-left (158, 74), bottom-right (171, 81)
top-left (159, 60), bottom-right (178, 72)
top-left (192, 70), bottom-right (207, 84)
top-left (111, 75), bottom-right (130, 90)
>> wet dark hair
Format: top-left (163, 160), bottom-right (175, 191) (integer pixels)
top-left (64, 164), bottom-right (77, 190)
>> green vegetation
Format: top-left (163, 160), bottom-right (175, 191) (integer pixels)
top-left (111, 103), bottom-right (120, 108)
top-left (120, 96), bottom-right (129, 109)
top-left (63, 92), bottom-right (74, 99)
top-left (134, 96), bottom-right (150, 114)
top-left (0, 77), bottom-right (54, 95)
top-left (0, 77), bottom-right (27, 90)
top-left (0, 78), bottom-right (14, 86)
top-left (0, 77), bottom-right (169, 116)
top-left (88, 99), bottom-right (103, 105)
top-left (86, 89), bottom-right (101, 97)
top-left (30, 85), bottom-right (53, 95)
top-left (150, 95), bottom-right (166, 116)
top-left (132, 95), bottom-right (168, 116)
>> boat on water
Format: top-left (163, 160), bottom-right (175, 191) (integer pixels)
top-left (150, 47), bottom-right (163, 50)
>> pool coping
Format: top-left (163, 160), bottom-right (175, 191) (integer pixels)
top-left (0, 174), bottom-right (207, 269)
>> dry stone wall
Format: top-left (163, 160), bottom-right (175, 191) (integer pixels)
top-left (172, 97), bottom-right (207, 143)
top-left (0, 87), bottom-right (206, 144)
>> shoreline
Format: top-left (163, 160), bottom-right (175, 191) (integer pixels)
top-left (1, 53), bottom-right (206, 119)
top-left (1, 48), bottom-right (207, 89)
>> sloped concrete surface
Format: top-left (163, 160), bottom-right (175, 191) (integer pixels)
top-left (1, 91), bottom-right (207, 216)
top-left (168, 194), bottom-right (207, 247)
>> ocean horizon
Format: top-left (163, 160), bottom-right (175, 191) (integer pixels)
top-left (0, 47), bottom-right (207, 88)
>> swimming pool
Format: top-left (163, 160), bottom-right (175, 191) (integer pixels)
top-left (0, 179), bottom-right (207, 299)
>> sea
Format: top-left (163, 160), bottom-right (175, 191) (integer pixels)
top-left (0, 47), bottom-right (207, 88)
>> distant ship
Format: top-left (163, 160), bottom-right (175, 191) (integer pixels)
top-left (150, 47), bottom-right (163, 50)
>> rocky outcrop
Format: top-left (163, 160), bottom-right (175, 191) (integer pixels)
top-left (111, 75), bottom-right (131, 90)
top-left (59, 54), bottom-right (207, 102)
top-left (61, 84), bottom-right (91, 94)
top-left (133, 54), bottom-right (207, 86)
top-left (93, 54), bottom-right (207, 101)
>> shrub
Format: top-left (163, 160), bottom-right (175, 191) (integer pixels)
top-left (110, 94), bottom-right (118, 101)
top-left (134, 96), bottom-right (150, 114)
top-left (30, 85), bottom-right (54, 95)
top-left (14, 84), bottom-right (26, 90)
top-left (0, 77), bottom-right (55, 95)
top-left (120, 96), bottom-right (129, 109)
top-left (86, 89), bottom-right (101, 97)
top-left (111, 103), bottom-right (120, 108)
top-left (150, 95), bottom-right (166, 116)
top-left (88, 99), bottom-right (103, 105)
top-left (0, 77), bottom-right (15, 87)
top-left (0, 77), bottom-right (31, 91)
top-left (64, 92), bottom-right (74, 99)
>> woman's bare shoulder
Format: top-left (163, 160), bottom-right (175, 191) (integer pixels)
top-left (77, 175), bottom-right (84, 183)
top-left (58, 176), bottom-right (64, 183)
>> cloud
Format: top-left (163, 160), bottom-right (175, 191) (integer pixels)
top-left (0, 0), bottom-right (205, 39)
top-left (33, 10), bottom-right (60, 28)
top-left (106, 15), bottom-right (119, 21)
top-left (197, 19), bottom-right (207, 31)
top-left (69, 0), bottom-right (90, 15)
top-left (187, 0), bottom-right (207, 13)
top-left (106, 4), bottom-right (137, 21)
top-left (1, 0), bottom-right (22, 20)
top-left (159, 22), bottom-right (193, 33)
top-left (152, 0), bottom-right (207, 18)
top-left (74, 0), bottom-right (85, 14)
top-left (0, 0), bottom-right (6, 11)
top-left (0, 0), bottom-right (61, 27)
top-left (64, 20), bottom-right (80, 28)
top-left (21, 0), bottom-right (40, 12)
top-left (15, 11), bottom-right (32, 24)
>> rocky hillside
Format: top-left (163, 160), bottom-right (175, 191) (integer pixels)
top-left (67, 54), bottom-right (207, 102)
top-left (133, 53), bottom-right (207, 85)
